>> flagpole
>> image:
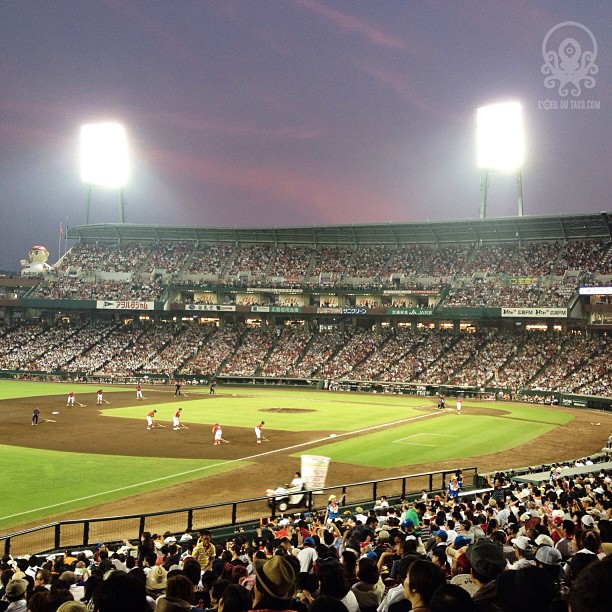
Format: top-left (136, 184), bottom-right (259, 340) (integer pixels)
top-left (59, 223), bottom-right (63, 262)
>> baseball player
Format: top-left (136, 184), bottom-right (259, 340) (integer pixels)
top-left (456, 398), bottom-right (462, 415)
top-left (255, 420), bottom-right (265, 443)
top-left (173, 407), bottom-right (183, 430)
top-left (67, 391), bottom-right (75, 406)
top-left (136, 384), bottom-right (143, 400)
top-left (32, 407), bottom-right (40, 426)
top-left (97, 389), bottom-right (104, 405)
top-left (146, 409), bottom-right (157, 429)
top-left (212, 423), bottom-right (223, 445)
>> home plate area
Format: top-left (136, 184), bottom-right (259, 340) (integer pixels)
top-left (393, 433), bottom-right (459, 447)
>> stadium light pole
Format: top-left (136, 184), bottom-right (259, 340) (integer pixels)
top-left (476, 102), bottom-right (525, 219)
top-left (80, 123), bottom-right (129, 224)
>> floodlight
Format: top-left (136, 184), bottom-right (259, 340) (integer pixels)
top-left (476, 102), bottom-right (525, 219)
top-left (477, 102), bottom-right (524, 171)
top-left (80, 123), bottom-right (128, 187)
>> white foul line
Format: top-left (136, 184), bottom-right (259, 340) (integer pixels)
top-left (1, 411), bottom-right (439, 522)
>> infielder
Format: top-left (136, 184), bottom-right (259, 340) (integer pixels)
top-left (146, 409), bottom-right (157, 429)
top-left (255, 420), bottom-right (265, 443)
top-left (136, 384), bottom-right (143, 400)
top-left (32, 407), bottom-right (40, 426)
top-left (67, 391), bottom-right (75, 406)
top-left (173, 407), bottom-right (183, 430)
top-left (212, 423), bottom-right (222, 445)
top-left (97, 389), bottom-right (104, 405)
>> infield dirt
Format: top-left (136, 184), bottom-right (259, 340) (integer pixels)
top-left (4, 388), bottom-right (612, 533)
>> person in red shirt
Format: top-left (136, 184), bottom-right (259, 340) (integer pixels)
top-left (96, 389), bottom-right (103, 405)
top-left (212, 423), bottom-right (223, 445)
top-left (136, 384), bottom-right (143, 400)
top-left (146, 409), bottom-right (157, 430)
top-left (255, 421), bottom-right (265, 443)
top-left (173, 407), bottom-right (183, 430)
top-left (67, 391), bottom-right (75, 406)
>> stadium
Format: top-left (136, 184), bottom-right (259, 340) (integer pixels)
top-left (1, 212), bottom-right (611, 547)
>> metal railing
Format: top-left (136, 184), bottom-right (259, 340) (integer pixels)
top-left (1, 467), bottom-right (477, 557)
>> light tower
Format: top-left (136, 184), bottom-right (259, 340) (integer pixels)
top-left (80, 122), bottom-right (129, 224)
top-left (476, 102), bottom-right (525, 219)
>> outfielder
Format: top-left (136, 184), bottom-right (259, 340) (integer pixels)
top-left (255, 420), bottom-right (265, 443)
top-left (173, 407), bottom-right (183, 430)
top-left (212, 423), bottom-right (223, 445)
top-left (67, 391), bottom-right (75, 406)
top-left (146, 409), bottom-right (157, 429)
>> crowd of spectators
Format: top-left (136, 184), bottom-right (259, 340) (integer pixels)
top-left (48, 238), bottom-right (612, 283)
top-left (0, 321), bottom-right (610, 397)
top-left (3, 464), bottom-right (612, 611)
top-left (33, 278), bottom-right (164, 302)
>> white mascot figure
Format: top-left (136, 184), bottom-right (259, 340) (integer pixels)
top-left (20, 245), bottom-right (54, 277)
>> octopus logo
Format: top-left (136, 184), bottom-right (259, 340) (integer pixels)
top-left (541, 22), bottom-right (598, 97)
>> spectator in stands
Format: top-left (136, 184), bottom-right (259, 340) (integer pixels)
top-left (465, 540), bottom-right (507, 610)
top-left (249, 556), bottom-right (296, 611)
top-left (350, 556), bottom-right (384, 610)
top-left (428, 583), bottom-right (475, 612)
top-left (3, 577), bottom-right (27, 611)
top-left (92, 570), bottom-right (148, 612)
top-left (317, 559), bottom-right (359, 612)
top-left (402, 559), bottom-right (446, 612)
top-left (193, 531), bottom-right (216, 572)
top-left (218, 583), bottom-right (252, 612)
top-left (495, 566), bottom-right (557, 612)
top-left (567, 556), bottom-right (612, 612)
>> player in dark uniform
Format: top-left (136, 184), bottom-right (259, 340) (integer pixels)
top-left (32, 407), bottom-right (40, 425)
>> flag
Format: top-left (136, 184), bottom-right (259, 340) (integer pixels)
top-left (60, 223), bottom-right (64, 239)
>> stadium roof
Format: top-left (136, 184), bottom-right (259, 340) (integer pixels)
top-left (67, 211), bottom-right (612, 247)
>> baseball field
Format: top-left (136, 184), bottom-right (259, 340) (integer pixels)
top-left (1, 380), bottom-right (611, 534)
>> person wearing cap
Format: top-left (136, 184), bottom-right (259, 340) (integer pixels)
top-left (430, 529), bottom-right (449, 550)
top-left (146, 409), bottom-right (157, 430)
top-left (4, 577), bottom-right (28, 611)
top-left (534, 545), bottom-right (565, 595)
top-left (465, 540), bottom-right (507, 609)
top-left (509, 536), bottom-right (534, 570)
top-left (297, 537), bottom-right (317, 574)
top-left (173, 407), bottom-right (183, 430)
top-left (249, 555), bottom-right (296, 611)
top-left (324, 495), bottom-right (341, 523)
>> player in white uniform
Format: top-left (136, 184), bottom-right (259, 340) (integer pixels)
top-left (456, 398), bottom-right (462, 414)
top-left (173, 407), bottom-right (182, 430)
top-left (97, 389), bottom-right (103, 405)
top-left (67, 391), bottom-right (75, 406)
top-left (255, 420), bottom-right (265, 443)
top-left (212, 423), bottom-right (223, 444)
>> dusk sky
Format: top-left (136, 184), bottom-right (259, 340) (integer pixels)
top-left (1, 1), bottom-right (610, 272)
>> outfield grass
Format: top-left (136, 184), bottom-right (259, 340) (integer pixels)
top-left (0, 382), bottom-right (576, 531)
top-left (0, 380), bottom-right (128, 400)
top-left (0, 445), bottom-right (251, 530)
top-left (298, 412), bottom-right (571, 467)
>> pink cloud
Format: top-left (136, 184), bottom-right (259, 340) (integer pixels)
top-left (355, 61), bottom-right (463, 121)
top-left (296, 0), bottom-right (407, 51)
top-left (150, 147), bottom-right (399, 222)
top-left (141, 109), bottom-right (319, 140)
